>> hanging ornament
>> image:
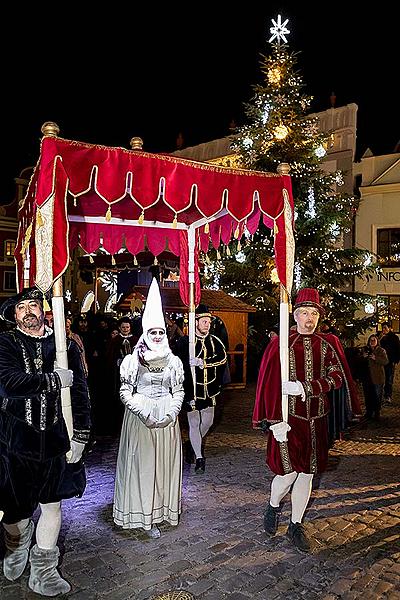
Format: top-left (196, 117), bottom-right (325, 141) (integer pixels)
top-left (138, 210), bottom-right (145, 224)
top-left (267, 67), bottom-right (282, 85)
top-left (204, 221), bottom-right (210, 234)
top-left (105, 205), bottom-right (112, 222)
top-left (273, 124), bottom-right (289, 140)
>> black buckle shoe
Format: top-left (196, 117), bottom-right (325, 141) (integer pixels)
top-left (263, 504), bottom-right (281, 535)
top-left (195, 458), bottom-right (205, 474)
top-left (287, 522), bottom-right (312, 553)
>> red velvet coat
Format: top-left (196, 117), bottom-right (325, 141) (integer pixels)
top-left (253, 332), bottom-right (360, 475)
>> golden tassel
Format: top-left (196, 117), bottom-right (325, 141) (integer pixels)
top-left (205, 254), bottom-right (211, 265)
top-left (216, 249), bottom-right (221, 260)
top-left (43, 295), bottom-right (51, 312)
top-left (172, 214), bottom-right (178, 229)
top-left (111, 255), bottom-right (116, 266)
top-left (105, 205), bottom-right (112, 222)
top-left (73, 197), bottom-right (77, 207)
top-left (153, 256), bottom-right (158, 266)
top-left (204, 221), bottom-right (210, 234)
top-left (133, 255), bottom-right (138, 266)
top-left (20, 223), bottom-right (33, 254)
top-left (234, 224), bottom-right (240, 239)
top-left (36, 208), bottom-right (44, 228)
top-left (138, 210), bottom-right (145, 224)
top-left (237, 240), bottom-right (242, 252)
top-left (89, 255), bottom-right (94, 264)
top-left (226, 246), bottom-right (231, 257)
top-left (274, 221), bottom-right (279, 236)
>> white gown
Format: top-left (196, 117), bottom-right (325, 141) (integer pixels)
top-left (113, 351), bottom-right (184, 530)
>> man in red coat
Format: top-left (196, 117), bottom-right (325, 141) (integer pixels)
top-left (253, 288), bottom-right (360, 553)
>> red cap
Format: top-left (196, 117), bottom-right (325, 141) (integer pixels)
top-left (294, 288), bottom-right (325, 316)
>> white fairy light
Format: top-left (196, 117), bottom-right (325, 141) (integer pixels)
top-left (261, 102), bottom-right (270, 124)
top-left (65, 289), bottom-right (72, 302)
top-left (269, 15), bottom-right (290, 45)
top-left (306, 187), bottom-right (316, 218)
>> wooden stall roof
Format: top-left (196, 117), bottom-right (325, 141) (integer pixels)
top-left (117, 286), bottom-right (257, 314)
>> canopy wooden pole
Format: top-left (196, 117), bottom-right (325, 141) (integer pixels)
top-left (188, 227), bottom-right (196, 387)
top-left (52, 278), bottom-right (73, 442)
top-left (279, 283), bottom-right (290, 423)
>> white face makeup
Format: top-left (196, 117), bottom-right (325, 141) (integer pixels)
top-left (294, 306), bottom-right (320, 335)
top-left (147, 328), bottom-right (166, 344)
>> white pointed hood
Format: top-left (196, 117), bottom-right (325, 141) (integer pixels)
top-left (140, 278), bottom-right (170, 358)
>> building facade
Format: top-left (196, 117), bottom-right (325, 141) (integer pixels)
top-left (354, 151), bottom-right (400, 332)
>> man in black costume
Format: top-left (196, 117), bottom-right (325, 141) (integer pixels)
top-left (175, 304), bottom-right (227, 474)
top-left (0, 287), bottom-right (91, 596)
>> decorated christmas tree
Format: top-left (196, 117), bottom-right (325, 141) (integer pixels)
top-left (203, 16), bottom-right (377, 355)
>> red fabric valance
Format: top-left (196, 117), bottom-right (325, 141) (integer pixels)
top-left (15, 135), bottom-right (294, 303)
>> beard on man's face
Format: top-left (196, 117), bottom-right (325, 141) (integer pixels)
top-left (16, 313), bottom-right (44, 331)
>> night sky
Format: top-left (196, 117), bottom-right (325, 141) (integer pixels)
top-left (1, 3), bottom-right (398, 203)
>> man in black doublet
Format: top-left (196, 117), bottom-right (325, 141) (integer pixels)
top-left (0, 287), bottom-right (91, 596)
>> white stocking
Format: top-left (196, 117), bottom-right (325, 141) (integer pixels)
top-left (270, 471), bottom-right (298, 507)
top-left (187, 407), bottom-right (215, 458)
top-left (36, 502), bottom-right (62, 549)
top-left (3, 518), bottom-right (30, 536)
top-left (187, 410), bottom-right (202, 458)
top-left (291, 472), bottom-right (313, 523)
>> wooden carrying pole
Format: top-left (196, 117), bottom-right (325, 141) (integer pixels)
top-left (52, 278), bottom-right (73, 444)
top-left (279, 285), bottom-right (290, 423)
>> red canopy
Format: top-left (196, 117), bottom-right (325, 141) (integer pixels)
top-left (16, 135), bottom-right (294, 304)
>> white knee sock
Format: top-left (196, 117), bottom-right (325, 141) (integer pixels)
top-left (270, 471), bottom-right (298, 507)
top-left (187, 410), bottom-right (203, 458)
top-left (291, 472), bottom-right (313, 523)
top-left (36, 502), bottom-right (62, 549)
top-left (187, 407), bottom-right (215, 458)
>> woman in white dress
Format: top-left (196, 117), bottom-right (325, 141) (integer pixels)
top-left (113, 279), bottom-right (184, 538)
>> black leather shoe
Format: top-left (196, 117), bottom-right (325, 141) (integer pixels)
top-left (263, 504), bottom-right (281, 535)
top-left (287, 521), bottom-right (312, 553)
top-left (195, 458), bottom-right (205, 474)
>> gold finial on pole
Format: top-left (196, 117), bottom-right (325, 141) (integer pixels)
top-left (277, 162), bottom-right (290, 175)
top-left (130, 136), bottom-right (144, 150)
top-left (41, 122), bottom-right (60, 137)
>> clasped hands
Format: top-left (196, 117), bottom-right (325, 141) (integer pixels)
top-left (145, 414), bottom-right (173, 429)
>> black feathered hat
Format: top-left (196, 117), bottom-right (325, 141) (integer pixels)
top-left (0, 287), bottom-right (48, 324)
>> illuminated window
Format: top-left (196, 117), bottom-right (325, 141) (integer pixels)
top-left (4, 240), bottom-right (16, 261)
top-left (377, 229), bottom-right (400, 267)
top-left (377, 295), bottom-right (400, 333)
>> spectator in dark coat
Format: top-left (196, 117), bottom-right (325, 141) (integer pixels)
top-left (379, 322), bottom-right (400, 404)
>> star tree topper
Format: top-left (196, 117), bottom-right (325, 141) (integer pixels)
top-left (269, 14), bottom-right (290, 45)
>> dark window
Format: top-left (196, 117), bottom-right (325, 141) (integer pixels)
top-left (3, 271), bottom-right (16, 291)
top-left (377, 228), bottom-right (400, 267)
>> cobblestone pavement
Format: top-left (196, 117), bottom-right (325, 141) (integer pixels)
top-left (1, 382), bottom-right (400, 599)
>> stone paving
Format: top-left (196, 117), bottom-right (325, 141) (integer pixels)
top-left (1, 382), bottom-right (400, 599)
